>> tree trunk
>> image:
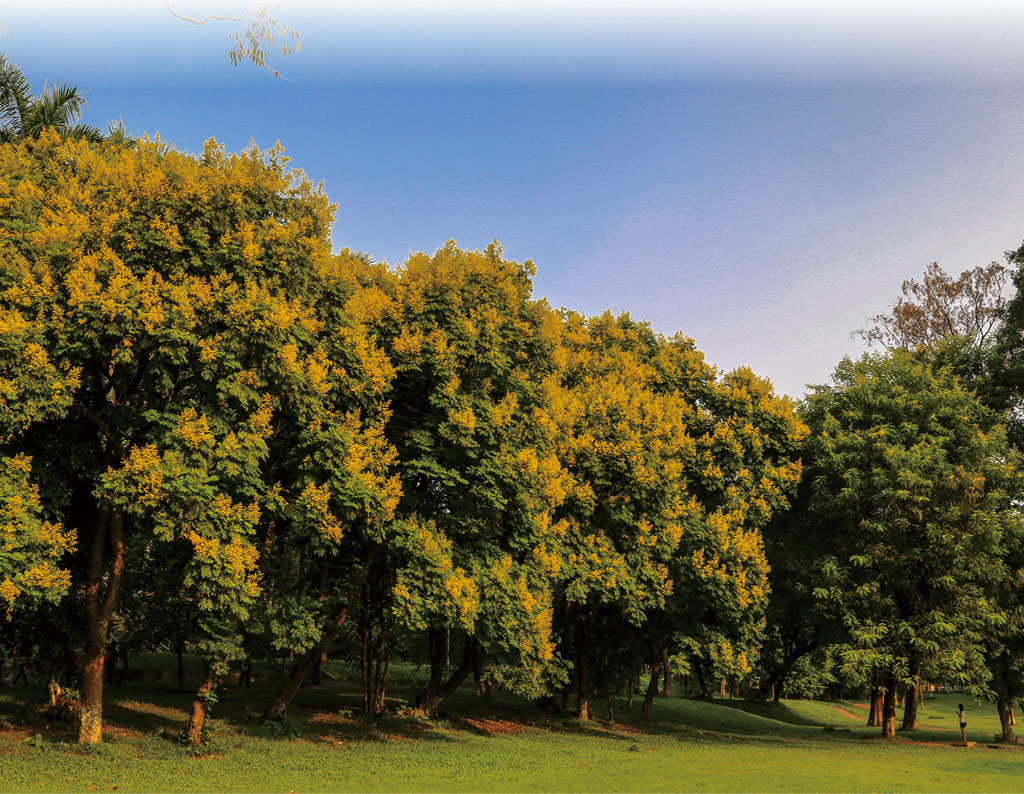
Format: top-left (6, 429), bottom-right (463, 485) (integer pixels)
top-left (773, 677), bottom-right (784, 703)
top-left (606, 688), bottom-right (614, 722)
top-left (1010, 703), bottom-right (1016, 727)
top-left (414, 627), bottom-right (446, 716)
top-left (472, 646), bottom-right (487, 696)
top-left (626, 679), bottom-right (634, 709)
top-left (695, 660), bottom-right (710, 698)
top-left (881, 671), bottom-right (897, 739)
top-left (576, 621), bottom-right (591, 720)
top-left (79, 508), bottom-right (126, 745)
top-left (415, 635), bottom-right (477, 717)
top-left (998, 694), bottom-right (1015, 742)
top-left (47, 673), bottom-right (62, 707)
top-left (900, 663), bottom-right (921, 731)
top-left (264, 549), bottom-right (378, 720)
top-left (186, 671), bottom-right (214, 747)
top-left (867, 676), bottom-right (883, 727)
top-left (641, 655), bottom-right (662, 721)
top-left (901, 683), bottom-right (919, 731)
top-left (557, 685), bottom-right (570, 715)
top-left (374, 639), bottom-right (390, 716)
top-left (362, 617), bottom-right (390, 717)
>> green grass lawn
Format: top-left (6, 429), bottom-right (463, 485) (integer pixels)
top-left (1, 659), bottom-right (1021, 793)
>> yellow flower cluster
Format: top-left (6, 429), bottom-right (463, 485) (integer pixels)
top-left (20, 562), bottom-right (72, 594)
top-left (449, 408), bottom-right (476, 430)
top-left (223, 537), bottom-right (261, 596)
top-left (186, 530), bottom-right (220, 559)
top-left (444, 567), bottom-right (478, 621)
top-left (300, 482), bottom-right (344, 544)
top-left (0, 577), bottom-right (21, 605)
top-left (249, 395), bottom-right (275, 438)
top-left (177, 407), bottom-right (214, 450)
top-left (120, 445), bottom-right (164, 505)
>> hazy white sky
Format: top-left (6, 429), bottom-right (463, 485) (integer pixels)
top-left (4, 1), bottom-right (1024, 398)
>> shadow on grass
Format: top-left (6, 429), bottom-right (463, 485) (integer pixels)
top-left (706, 698), bottom-right (830, 727)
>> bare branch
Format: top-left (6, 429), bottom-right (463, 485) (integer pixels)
top-left (858, 261), bottom-right (1010, 351)
top-left (166, 0), bottom-right (246, 25)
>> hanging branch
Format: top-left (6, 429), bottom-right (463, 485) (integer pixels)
top-left (166, 1), bottom-right (301, 78)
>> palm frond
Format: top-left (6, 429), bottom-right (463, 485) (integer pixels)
top-left (66, 124), bottom-right (105, 143)
top-left (0, 53), bottom-right (32, 137)
top-left (25, 81), bottom-right (88, 137)
top-left (105, 118), bottom-right (135, 147)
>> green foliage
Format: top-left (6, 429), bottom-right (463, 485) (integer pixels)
top-left (803, 350), bottom-right (1018, 691)
top-left (0, 454), bottom-right (75, 613)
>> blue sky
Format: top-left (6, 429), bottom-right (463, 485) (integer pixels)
top-left (4, 1), bottom-right (1024, 399)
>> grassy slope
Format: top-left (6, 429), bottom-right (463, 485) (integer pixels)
top-left (1, 659), bottom-right (1021, 793)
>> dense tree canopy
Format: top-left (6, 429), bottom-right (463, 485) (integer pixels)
top-left (4, 95), bottom-right (1024, 749)
top-left (803, 351), bottom-right (1020, 737)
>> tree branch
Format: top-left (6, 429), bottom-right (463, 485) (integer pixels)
top-left (166, 0), bottom-right (245, 26)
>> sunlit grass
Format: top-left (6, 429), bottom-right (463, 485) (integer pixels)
top-left (1, 662), bottom-right (1021, 793)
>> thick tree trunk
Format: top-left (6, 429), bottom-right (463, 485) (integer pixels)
top-left (558, 685), bottom-right (570, 715)
top-left (901, 684), bottom-right (919, 731)
top-left (362, 619), bottom-right (390, 717)
top-left (186, 672), bottom-right (214, 747)
top-left (641, 655), bottom-right (662, 722)
top-left (79, 508), bottom-right (126, 744)
top-left (882, 672), bottom-right (897, 739)
top-left (998, 695), bottom-right (1015, 743)
top-left (867, 676), bottom-right (883, 727)
top-left (264, 550), bottom-right (378, 720)
top-left (415, 635), bottom-right (477, 717)
top-left (661, 647), bottom-right (672, 698)
top-left (576, 621), bottom-right (591, 720)
top-left (900, 663), bottom-right (921, 731)
top-left (414, 627), bottom-right (446, 715)
top-left (773, 677), bottom-right (784, 703)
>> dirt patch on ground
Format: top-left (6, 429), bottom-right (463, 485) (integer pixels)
top-left (308, 711), bottom-right (355, 727)
top-left (455, 717), bottom-right (523, 735)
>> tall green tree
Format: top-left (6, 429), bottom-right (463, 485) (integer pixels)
top-left (804, 351), bottom-right (1017, 738)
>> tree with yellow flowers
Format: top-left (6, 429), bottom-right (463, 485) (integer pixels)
top-left (539, 312), bottom-right (805, 720)
top-left (259, 248), bottom-right (401, 721)
top-left (540, 311), bottom-right (698, 719)
top-left (368, 241), bottom-right (571, 715)
top-left (0, 130), bottom-right (342, 743)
